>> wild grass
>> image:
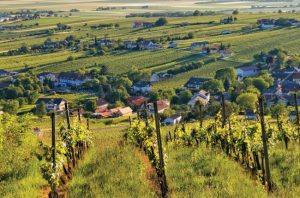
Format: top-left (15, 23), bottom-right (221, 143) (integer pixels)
top-left (68, 128), bottom-right (157, 197)
top-left (165, 145), bottom-right (268, 197)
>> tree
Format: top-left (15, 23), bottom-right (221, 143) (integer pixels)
top-left (155, 17), bottom-right (168, 26)
top-left (193, 10), bottom-right (200, 16)
top-left (203, 79), bottom-right (225, 94)
top-left (179, 90), bottom-right (192, 104)
top-left (85, 100), bottom-right (97, 112)
top-left (35, 101), bottom-right (47, 118)
top-left (99, 64), bottom-right (108, 76)
top-left (270, 103), bottom-right (288, 118)
top-left (215, 68), bottom-right (237, 82)
top-left (232, 9), bottom-right (239, 15)
top-left (224, 78), bottom-right (230, 92)
top-left (67, 55), bottom-right (74, 61)
top-left (252, 78), bottom-right (269, 92)
top-left (3, 100), bottom-right (19, 114)
top-left (236, 93), bottom-right (257, 110)
top-left (188, 32), bottom-right (194, 39)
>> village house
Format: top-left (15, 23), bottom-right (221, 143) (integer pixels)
top-left (38, 72), bottom-right (58, 83)
top-left (0, 26), bottom-right (17, 30)
top-left (164, 114), bottom-right (182, 125)
top-left (140, 41), bottom-right (162, 50)
top-left (221, 30), bottom-right (232, 35)
top-left (127, 96), bottom-right (148, 111)
top-left (132, 21), bottom-right (154, 28)
top-left (219, 50), bottom-right (232, 58)
top-left (292, 72), bottom-right (300, 84)
top-left (92, 106), bottom-right (133, 119)
top-left (0, 69), bottom-right (11, 78)
top-left (201, 46), bottom-right (220, 55)
top-left (132, 81), bottom-right (152, 94)
top-left (150, 73), bottom-right (172, 83)
top-left (55, 72), bottom-right (91, 87)
top-left (96, 98), bottom-right (109, 109)
top-left (184, 77), bottom-right (210, 91)
top-left (44, 41), bottom-right (60, 49)
top-left (96, 39), bottom-right (115, 46)
top-left (257, 19), bottom-right (276, 29)
top-left (148, 100), bottom-right (170, 114)
top-left (190, 41), bottom-right (209, 49)
top-left (110, 107), bottom-right (133, 117)
top-left (0, 17), bottom-right (9, 22)
top-left (168, 41), bottom-right (178, 48)
top-left (124, 40), bottom-right (137, 50)
top-left (36, 98), bottom-right (66, 112)
top-left (236, 66), bottom-right (258, 80)
top-left (245, 109), bottom-right (256, 120)
top-left (289, 111), bottom-right (298, 121)
top-left (187, 90), bottom-right (210, 108)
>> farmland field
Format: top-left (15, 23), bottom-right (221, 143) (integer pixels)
top-left (1, 12), bottom-right (300, 89)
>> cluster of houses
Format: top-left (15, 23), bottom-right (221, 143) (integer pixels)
top-left (263, 67), bottom-right (300, 107)
top-left (89, 97), bottom-right (177, 124)
top-left (0, 69), bottom-right (18, 78)
top-left (132, 21), bottom-right (154, 28)
top-left (257, 18), bottom-right (299, 29)
top-left (190, 41), bottom-right (233, 58)
top-left (38, 72), bottom-right (91, 88)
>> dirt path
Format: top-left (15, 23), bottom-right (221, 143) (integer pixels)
top-left (135, 149), bottom-right (161, 196)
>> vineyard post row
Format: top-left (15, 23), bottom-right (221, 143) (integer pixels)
top-left (48, 102), bottom-right (88, 198)
top-left (154, 101), bottom-right (168, 198)
top-left (258, 96), bottom-right (272, 191)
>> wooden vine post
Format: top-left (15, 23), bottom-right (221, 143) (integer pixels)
top-left (77, 103), bottom-right (81, 122)
top-left (50, 112), bottom-right (58, 198)
top-left (87, 118), bottom-right (90, 130)
top-left (221, 93), bottom-right (226, 128)
top-left (153, 101), bottom-right (168, 198)
top-left (65, 102), bottom-right (71, 129)
top-left (199, 103), bottom-right (203, 128)
top-left (258, 97), bottom-right (272, 191)
top-left (129, 116), bottom-right (132, 128)
top-left (294, 93), bottom-right (300, 126)
top-left (294, 93), bottom-right (300, 143)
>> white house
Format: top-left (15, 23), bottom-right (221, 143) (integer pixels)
top-left (38, 72), bottom-right (58, 83)
top-left (36, 98), bottom-right (67, 112)
top-left (292, 72), bottom-right (300, 84)
top-left (261, 24), bottom-right (275, 30)
top-left (124, 40), bottom-right (137, 49)
top-left (168, 41), bottom-right (178, 48)
top-left (164, 115), bottom-right (182, 125)
top-left (236, 66), bottom-right (258, 80)
top-left (0, 17), bottom-right (9, 22)
top-left (141, 41), bottom-right (162, 50)
top-left (0, 69), bottom-right (11, 78)
top-left (148, 100), bottom-right (170, 114)
top-left (55, 72), bottom-right (91, 87)
top-left (188, 90), bottom-right (210, 108)
top-left (219, 50), bottom-right (232, 58)
top-left (221, 30), bottom-right (232, 34)
top-left (132, 81), bottom-right (152, 93)
top-left (150, 74), bottom-right (160, 82)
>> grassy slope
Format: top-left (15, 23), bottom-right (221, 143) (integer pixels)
top-left (165, 146), bottom-right (267, 197)
top-left (68, 128), bottom-right (157, 197)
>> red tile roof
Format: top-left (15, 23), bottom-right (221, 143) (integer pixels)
top-left (128, 96), bottom-right (148, 106)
